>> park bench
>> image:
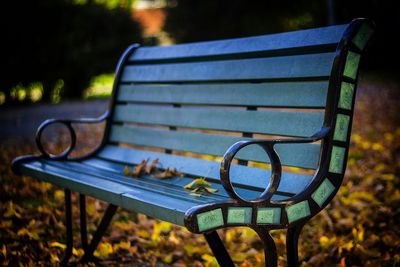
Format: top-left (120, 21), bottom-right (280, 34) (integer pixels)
top-left (12, 18), bottom-right (374, 266)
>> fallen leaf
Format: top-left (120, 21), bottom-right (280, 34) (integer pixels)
top-left (49, 241), bottom-right (67, 249)
top-left (146, 158), bottom-right (160, 174)
top-left (123, 165), bottom-right (131, 176)
top-left (133, 159), bottom-right (148, 177)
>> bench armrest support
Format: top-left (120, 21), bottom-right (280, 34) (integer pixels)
top-left (220, 127), bottom-right (330, 205)
top-left (35, 111), bottom-right (110, 160)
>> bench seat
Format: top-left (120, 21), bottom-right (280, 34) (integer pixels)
top-left (17, 145), bottom-right (313, 226)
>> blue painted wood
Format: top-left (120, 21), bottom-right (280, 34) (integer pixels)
top-left (121, 53), bottom-right (336, 83)
top-left (113, 105), bottom-right (324, 137)
top-left (130, 24), bottom-right (346, 62)
top-left (16, 158), bottom-right (296, 226)
top-left (117, 81), bottom-right (329, 108)
top-left (96, 145), bottom-right (314, 194)
top-left (109, 125), bottom-right (321, 169)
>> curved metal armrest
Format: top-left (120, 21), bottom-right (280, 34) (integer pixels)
top-left (220, 127), bottom-right (331, 204)
top-left (35, 111), bottom-right (109, 160)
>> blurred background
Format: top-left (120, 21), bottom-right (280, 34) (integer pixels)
top-left (0, 0), bottom-right (398, 107)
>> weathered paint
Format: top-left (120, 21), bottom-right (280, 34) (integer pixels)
top-left (286, 200), bottom-right (311, 223)
top-left (256, 207), bottom-right (281, 224)
top-left (343, 51), bottom-right (361, 79)
top-left (329, 146), bottom-right (346, 174)
top-left (311, 178), bottom-right (335, 207)
top-left (197, 208), bottom-right (224, 232)
top-left (333, 114), bottom-right (350, 142)
top-left (338, 82), bottom-right (355, 110)
top-left (227, 207), bottom-right (252, 224)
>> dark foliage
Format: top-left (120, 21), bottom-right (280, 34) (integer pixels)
top-left (164, 0), bottom-right (327, 43)
top-left (163, 0), bottom-right (399, 71)
top-left (0, 0), bottom-right (142, 104)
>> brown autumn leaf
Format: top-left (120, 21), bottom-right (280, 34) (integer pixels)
top-left (146, 158), bottom-right (160, 174)
top-left (132, 159), bottom-right (148, 177)
top-left (152, 167), bottom-right (182, 179)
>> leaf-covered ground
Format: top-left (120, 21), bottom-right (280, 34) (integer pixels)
top-left (0, 74), bottom-right (399, 266)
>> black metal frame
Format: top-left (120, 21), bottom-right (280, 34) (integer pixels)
top-left (11, 19), bottom-right (375, 266)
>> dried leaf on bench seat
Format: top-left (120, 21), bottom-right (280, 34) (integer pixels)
top-left (183, 177), bottom-right (219, 197)
top-left (133, 159), bottom-right (148, 177)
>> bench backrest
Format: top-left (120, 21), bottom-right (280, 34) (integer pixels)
top-left (98, 19), bottom-right (374, 196)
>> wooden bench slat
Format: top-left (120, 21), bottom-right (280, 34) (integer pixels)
top-left (113, 104), bottom-right (324, 137)
top-left (109, 126), bottom-right (321, 169)
top-left (130, 24), bottom-right (346, 62)
top-left (96, 145), bottom-right (314, 195)
top-left (117, 81), bottom-right (329, 108)
top-left (121, 52), bottom-right (336, 83)
top-left (47, 160), bottom-right (267, 202)
top-left (18, 160), bottom-right (194, 225)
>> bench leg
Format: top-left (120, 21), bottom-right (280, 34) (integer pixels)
top-left (60, 189), bottom-right (73, 267)
top-left (80, 203), bottom-right (118, 263)
top-left (253, 227), bottom-right (277, 267)
top-left (286, 223), bottom-right (305, 267)
top-left (204, 231), bottom-right (235, 267)
top-left (79, 194), bottom-right (88, 251)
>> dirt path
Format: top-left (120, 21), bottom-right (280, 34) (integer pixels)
top-left (0, 100), bottom-right (108, 142)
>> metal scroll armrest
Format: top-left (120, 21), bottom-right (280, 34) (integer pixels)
top-left (34, 111), bottom-right (110, 160)
top-left (220, 127), bottom-right (331, 205)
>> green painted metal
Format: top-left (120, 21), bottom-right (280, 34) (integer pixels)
top-left (256, 207), bottom-right (281, 224)
top-left (117, 81), bottom-right (329, 108)
top-left (130, 24), bottom-right (346, 62)
top-left (343, 51), bottom-right (361, 80)
top-left (121, 53), bottom-right (336, 83)
top-left (311, 178), bottom-right (335, 207)
top-left (113, 105), bottom-right (324, 137)
top-left (109, 126), bottom-right (321, 169)
top-left (285, 200), bottom-right (311, 223)
top-left (333, 114), bottom-right (350, 142)
top-left (96, 145), bottom-right (314, 194)
top-left (328, 146), bottom-right (346, 174)
top-left (227, 207), bottom-right (253, 224)
top-left (197, 209), bottom-right (224, 232)
top-left (352, 23), bottom-right (374, 50)
top-left (338, 82), bottom-right (355, 110)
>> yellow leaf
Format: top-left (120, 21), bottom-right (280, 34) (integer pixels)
top-left (94, 242), bottom-right (113, 258)
top-left (17, 228), bottom-right (40, 240)
top-left (54, 190), bottom-right (64, 202)
top-left (168, 231), bottom-right (180, 245)
top-left (152, 221), bottom-right (172, 241)
top-left (204, 187), bottom-right (219, 193)
top-left (73, 248), bottom-right (84, 257)
top-left (163, 254), bottom-right (174, 264)
top-left (0, 220), bottom-right (12, 229)
top-left (50, 253), bottom-right (59, 264)
top-left (123, 165), bottom-right (131, 176)
top-left (114, 241), bottom-right (131, 251)
top-left (184, 180), bottom-right (197, 190)
top-left (49, 241), bottom-right (67, 249)
top-left (183, 244), bottom-right (202, 256)
top-left (202, 254), bottom-right (218, 267)
top-left (1, 244), bottom-right (6, 259)
top-left (4, 201), bottom-right (22, 219)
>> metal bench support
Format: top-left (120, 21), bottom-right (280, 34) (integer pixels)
top-left (286, 223), bottom-right (305, 267)
top-left (204, 231), bottom-right (235, 267)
